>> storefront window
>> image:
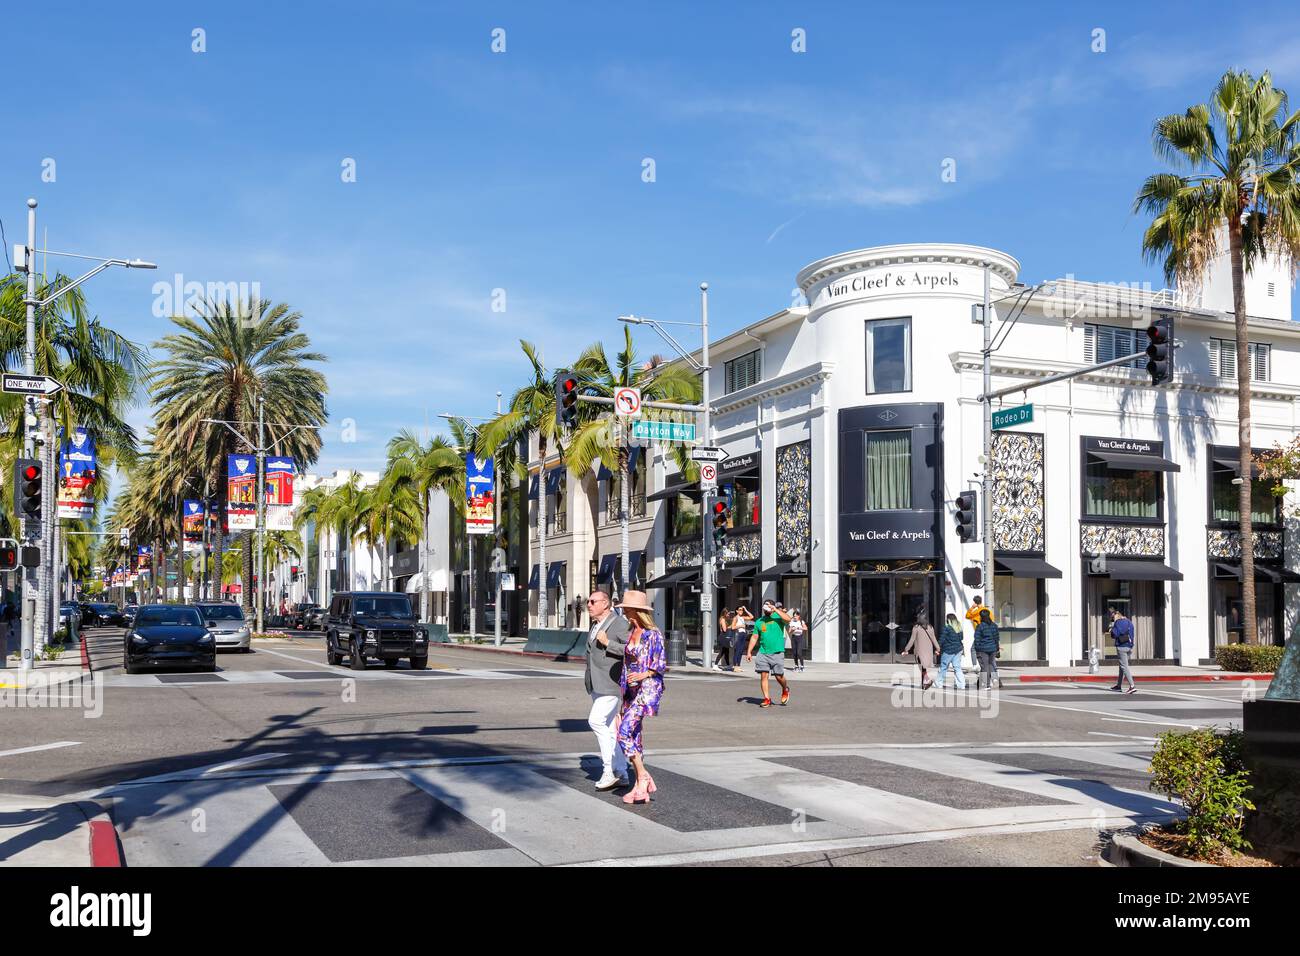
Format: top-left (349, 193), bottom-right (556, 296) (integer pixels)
top-left (721, 474), bottom-right (761, 529)
top-left (1211, 467), bottom-right (1276, 524)
top-left (866, 430), bottom-right (911, 510)
top-left (1084, 459), bottom-right (1158, 519)
top-left (993, 576), bottom-right (1040, 661)
top-left (866, 318), bottom-right (911, 393)
top-left (670, 493), bottom-right (701, 538)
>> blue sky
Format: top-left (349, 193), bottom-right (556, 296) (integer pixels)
top-left (6, 1), bottom-right (1300, 476)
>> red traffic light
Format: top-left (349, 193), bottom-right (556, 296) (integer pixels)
top-left (0, 545), bottom-right (16, 571)
top-left (22, 464), bottom-right (39, 481)
top-left (713, 502), bottom-right (727, 515)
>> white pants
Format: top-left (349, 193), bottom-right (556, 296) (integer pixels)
top-left (588, 694), bottom-right (628, 776)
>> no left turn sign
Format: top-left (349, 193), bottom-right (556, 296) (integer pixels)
top-left (614, 386), bottom-right (642, 417)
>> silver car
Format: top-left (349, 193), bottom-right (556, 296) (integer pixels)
top-left (195, 602), bottom-right (252, 652)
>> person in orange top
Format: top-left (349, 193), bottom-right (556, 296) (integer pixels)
top-left (964, 597), bottom-right (1000, 687)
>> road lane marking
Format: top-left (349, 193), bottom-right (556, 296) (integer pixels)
top-left (0, 741), bottom-right (82, 758)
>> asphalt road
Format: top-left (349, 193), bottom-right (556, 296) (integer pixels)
top-left (0, 629), bottom-right (1253, 866)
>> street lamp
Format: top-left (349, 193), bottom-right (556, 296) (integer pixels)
top-left (439, 412), bottom-right (494, 641)
top-left (618, 282), bottom-right (713, 665)
top-left (15, 198), bottom-right (154, 671)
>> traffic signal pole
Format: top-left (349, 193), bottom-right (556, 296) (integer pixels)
top-left (20, 200), bottom-right (38, 671)
top-left (699, 282), bottom-right (714, 670)
top-left (982, 268), bottom-right (994, 612)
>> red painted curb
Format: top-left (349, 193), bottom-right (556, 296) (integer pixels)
top-left (1017, 673), bottom-right (1271, 683)
top-left (88, 819), bottom-right (123, 867)
top-left (80, 636), bottom-right (90, 671)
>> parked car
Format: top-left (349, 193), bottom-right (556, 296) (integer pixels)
top-left (78, 602), bottom-right (123, 627)
top-left (325, 591), bottom-right (428, 670)
top-left (289, 602), bottom-right (320, 629)
top-left (304, 606), bottom-right (326, 631)
top-left (123, 605), bottom-right (216, 674)
top-left (58, 602), bottom-right (82, 632)
top-left (122, 604), bottom-right (139, 627)
top-left (194, 602), bottom-right (251, 652)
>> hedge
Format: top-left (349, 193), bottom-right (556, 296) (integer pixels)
top-left (1149, 727), bottom-right (1253, 859)
top-left (1214, 643), bottom-right (1284, 673)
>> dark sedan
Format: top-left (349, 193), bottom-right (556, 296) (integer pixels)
top-left (123, 605), bottom-right (216, 674)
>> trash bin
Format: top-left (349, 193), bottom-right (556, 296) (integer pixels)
top-left (666, 629), bottom-right (686, 667)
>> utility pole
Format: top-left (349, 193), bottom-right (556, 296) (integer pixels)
top-left (982, 265), bottom-right (994, 612)
top-left (699, 282), bottom-right (714, 669)
top-left (256, 396), bottom-right (266, 633)
top-left (21, 200), bottom-right (38, 670)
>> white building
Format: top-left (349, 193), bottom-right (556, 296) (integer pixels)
top-left (528, 241), bottom-right (1300, 666)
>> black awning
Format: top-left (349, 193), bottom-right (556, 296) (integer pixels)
top-left (647, 481), bottom-right (698, 502)
top-left (628, 551), bottom-right (644, 585)
top-left (723, 562), bottom-right (759, 580)
top-left (1211, 454), bottom-right (1261, 478)
top-left (645, 569), bottom-right (696, 589)
top-left (995, 556), bottom-right (1063, 579)
top-left (527, 473), bottom-right (539, 501)
top-left (1214, 562), bottom-right (1300, 583)
top-left (545, 468), bottom-right (564, 493)
top-left (1097, 558), bottom-right (1183, 581)
top-left (596, 463), bottom-right (613, 481)
top-left (1092, 451), bottom-right (1181, 473)
top-left (595, 554), bottom-right (617, 583)
top-left (528, 564), bottom-right (540, 590)
top-left (546, 561), bottom-right (566, 588)
top-left (755, 560), bottom-right (794, 581)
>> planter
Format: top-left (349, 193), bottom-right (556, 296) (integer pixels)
top-left (1243, 698), bottom-right (1300, 865)
top-left (522, 628), bottom-right (587, 659)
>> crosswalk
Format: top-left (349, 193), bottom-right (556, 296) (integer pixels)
top-left (99, 741), bottom-right (1178, 866)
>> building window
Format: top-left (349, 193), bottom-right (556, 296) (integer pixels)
top-left (1210, 339), bottom-right (1270, 382)
top-left (606, 465), bottom-right (647, 523)
top-left (1083, 324), bottom-right (1145, 370)
top-left (1211, 466), bottom-right (1276, 525)
top-left (669, 493), bottom-right (701, 539)
top-left (724, 350), bottom-right (760, 393)
top-left (1084, 460), bottom-right (1158, 519)
top-left (865, 430), bottom-right (911, 510)
top-left (865, 318), bottom-right (911, 393)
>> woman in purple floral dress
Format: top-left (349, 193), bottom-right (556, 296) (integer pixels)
top-left (614, 590), bottom-right (666, 804)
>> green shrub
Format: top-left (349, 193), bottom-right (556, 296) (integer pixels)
top-left (1148, 727), bottom-right (1254, 859)
top-left (1214, 643), bottom-right (1285, 673)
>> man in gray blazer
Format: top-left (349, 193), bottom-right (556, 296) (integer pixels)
top-left (584, 588), bottom-right (630, 790)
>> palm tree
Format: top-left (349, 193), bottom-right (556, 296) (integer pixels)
top-left (356, 478), bottom-right (422, 591)
top-left (315, 473), bottom-right (368, 595)
top-left (1135, 68), bottom-right (1300, 644)
top-left (384, 430), bottom-right (463, 620)
top-left (260, 530), bottom-right (303, 614)
top-left (476, 341), bottom-right (568, 626)
top-left (566, 328), bottom-right (702, 596)
top-left (149, 296), bottom-right (328, 614)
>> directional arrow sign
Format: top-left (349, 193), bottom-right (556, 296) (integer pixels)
top-left (690, 446), bottom-right (727, 463)
top-left (2, 373), bottom-right (63, 397)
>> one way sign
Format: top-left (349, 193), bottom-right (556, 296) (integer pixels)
top-left (2, 373), bottom-right (63, 397)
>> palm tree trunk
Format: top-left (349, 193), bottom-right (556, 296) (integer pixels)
top-left (152, 539), bottom-right (161, 602)
top-left (241, 532), bottom-right (254, 613)
top-left (214, 522), bottom-right (225, 602)
top-left (1229, 217), bottom-right (1257, 645)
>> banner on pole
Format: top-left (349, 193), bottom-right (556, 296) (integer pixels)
top-left (266, 456), bottom-right (296, 530)
top-left (136, 545), bottom-right (152, 570)
top-left (182, 500), bottom-right (205, 553)
top-left (57, 427), bottom-right (97, 520)
top-left (227, 455), bottom-right (257, 530)
top-left (465, 454), bottom-right (495, 535)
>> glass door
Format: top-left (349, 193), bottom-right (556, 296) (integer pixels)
top-left (841, 574), bottom-right (900, 661)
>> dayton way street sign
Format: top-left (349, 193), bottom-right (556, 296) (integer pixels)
top-left (631, 419), bottom-right (696, 443)
top-left (992, 403), bottom-right (1033, 430)
top-left (2, 373), bottom-right (63, 397)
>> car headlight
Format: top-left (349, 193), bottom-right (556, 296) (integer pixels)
top-left (130, 632), bottom-right (148, 644)
top-left (365, 629), bottom-right (377, 640)
top-left (198, 631), bottom-right (215, 643)
top-left (237, 626), bottom-right (251, 636)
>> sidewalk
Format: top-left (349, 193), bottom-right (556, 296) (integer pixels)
top-left (0, 794), bottom-right (121, 867)
top-left (438, 635), bottom-right (1268, 684)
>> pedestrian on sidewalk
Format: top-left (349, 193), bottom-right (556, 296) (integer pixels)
top-left (746, 599), bottom-right (791, 707)
top-left (934, 613), bottom-right (966, 689)
top-left (583, 589), bottom-right (630, 791)
top-left (903, 610), bottom-right (940, 689)
top-left (1108, 607), bottom-right (1137, 694)
top-left (788, 610), bottom-right (807, 671)
top-left (965, 597), bottom-right (988, 669)
top-left (713, 608), bottom-right (733, 671)
top-left (973, 609), bottom-right (1001, 690)
top-left (615, 590), bottom-right (666, 805)
top-left (731, 605), bottom-right (753, 671)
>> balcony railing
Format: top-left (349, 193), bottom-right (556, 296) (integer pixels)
top-left (549, 512), bottom-right (568, 535)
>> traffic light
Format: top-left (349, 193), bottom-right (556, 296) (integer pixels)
top-left (0, 539), bottom-right (16, 571)
top-left (554, 369), bottom-right (580, 428)
top-left (14, 458), bottom-right (42, 520)
top-left (711, 496), bottom-right (731, 553)
top-left (954, 490), bottom-right (978, 543)
top-left (1145, 316), bottom-right (1174, 385)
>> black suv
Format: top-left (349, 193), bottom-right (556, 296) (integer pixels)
top-left (325, 591), bottom-right (428, 670)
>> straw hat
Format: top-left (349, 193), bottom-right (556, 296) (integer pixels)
top-left (616, 589), bottom-right (654, 612)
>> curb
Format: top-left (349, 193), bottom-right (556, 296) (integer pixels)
top-left (80, 636), bottom-right (90, 671)
top-left (82, 803), bottom-right (124, 867)
top-left (1017, 673), bottom-right (1271, 683)
top-left (439, 641), bottom-right (581, 662)
top-left (1107, 831), bottom-right (1212, 868)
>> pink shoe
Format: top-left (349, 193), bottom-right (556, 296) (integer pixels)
top-left (622, 780), bottom-right (650, 804)
top-left (644, 772), bottom-right (657, 795)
